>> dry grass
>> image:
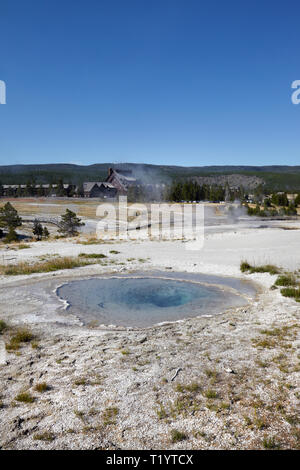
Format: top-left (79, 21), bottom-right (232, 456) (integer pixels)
top-left (34, 382), bottom-right (50, 393)
top-left (14, 392), bottom-right (35, 403)
top-left (33, 432), bottom-right (55, 442)
top-left (5, 327), bottom-right (35, 351)
top-left (0, 256), bottom-right (95, 275)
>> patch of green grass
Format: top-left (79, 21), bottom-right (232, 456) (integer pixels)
top-left (275, 274), bottom-right (297, 287)
top-left (280, 287), bottom-right (300, 300)
top-left (254, 416), bottom-right (269, 430)
top-left (262, 436), bottom-right (281, 449)
top-left (109, 250), bottom-right (120, 254)
top-left (175, 382), bottom-right (201, 394)
top-left (252, 337), bottom-right (276, 349)
top-left (256, 359), bottom-right (269, 368)
top-left (204, 369), bottom-right (218, 380)
top-left (17, 244), bottom-right (30, 250)
top-left (120, 349), bottom-right (130, 356)
top-left (0, 320), bottom-right (8, 334)
top-left (78, 253), bottom-right (107, 259)
top-left (103, 406), bottom-right (119, 425)
top-left (33, 432), bottom-right (55, 442)
top-left (15, 392), bottom-right (35, 403)
top-left (77, 238), bottom-right (102, 245)
top-left (74, 377), bottom-right (87, 386)
top-left (170, 429), bottom-right (187, 443)
top-left (240, 261), bottom-right (279, 275)
top-left (219, 402), bottom-right (230, 410)
top-left (260, 327), bottom-right (284, 337)
top-left (156, 403), bottom-right (168, 419)
top-left (240, 261), bottom-right (252, 273)
top-left (204, 389), bottom-right (219, 399)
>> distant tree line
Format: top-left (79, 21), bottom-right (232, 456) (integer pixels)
top-left (246, 191), bottom-right (299, 217)
top-left (167, 181), bottom-right (245, 203)
top-left (127, 185), bottom-right (167, 203)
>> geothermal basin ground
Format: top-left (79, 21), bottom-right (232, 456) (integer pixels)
top-left (0, 200), bottom-right (299, 450)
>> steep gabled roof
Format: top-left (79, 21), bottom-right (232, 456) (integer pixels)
top-left (83, 182), bottom-right (100, 192)
top-left (106, 168), bottom-right (137, 189)
top-left (83, 182), bottom-right (116, 192)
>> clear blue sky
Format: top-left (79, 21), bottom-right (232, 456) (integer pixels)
top-left (0, 0), bottom-right (300, 167)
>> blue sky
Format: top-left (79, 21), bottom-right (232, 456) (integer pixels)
top-left (0, 0), bottom-right (300, 167)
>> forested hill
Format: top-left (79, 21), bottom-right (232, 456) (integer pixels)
top-left (1, 163), bottom-right (300, 191)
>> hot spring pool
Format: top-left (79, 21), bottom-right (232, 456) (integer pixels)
top-left (56, 273), bottom-right (255, 328)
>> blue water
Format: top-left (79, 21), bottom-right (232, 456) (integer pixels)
top-left (57, 275), bottom-right (251, 327)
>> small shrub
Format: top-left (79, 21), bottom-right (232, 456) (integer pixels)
top-left (204, 389), bottom-right (219, 399)
top-left (74, 378), bottom-right (87, 386)
top-left (109, 250), bottom-right (120, 254)
top-left (252, 265), bottom-right (279, 275)
top-left (280, 287), bottom-right (300, 299)
top-left (204, 369), bottom-right (218, 379)
top-left (275, 274), bottom-right (297, 287)
top-left (6, 339), bottom-right (20, 351)
top-left (5, 228), bottom-right (19, 243)
top-left (0, 320), bottom-right (8, 334)
top-left (13, 328), bottom-right (34, 343)
top-left (15, 392), bottom-right (35, 403)
top-left (176, 382), bottom-right (201, 393)
top-left (170, 429), bottom-right (187, 443)
top-left (262, 436), bottom-right (281, 450)
top-left (34, 382), bottom-right (49, 393)
top-left (156, 403), bottom-right (168, 419)
top-left (5, 327), bottom-right (35, 351)
top-left (240, 261), bottom-right (252, 272)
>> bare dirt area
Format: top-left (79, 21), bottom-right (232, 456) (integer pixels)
top-left (0, 201), bottom-right (299, 450)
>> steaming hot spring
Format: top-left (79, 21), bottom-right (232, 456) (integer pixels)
top-left (56, 272), bottom-right (256, 328)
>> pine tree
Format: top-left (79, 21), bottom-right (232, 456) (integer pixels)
top-left (58, 209), bottom-right (85, 236)
top-left (0, 202), bottom-right (22, 231)
top-left (33, 219), bottom-right (43, 240)
top-left (43, 226), bottom-right (50, 238)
